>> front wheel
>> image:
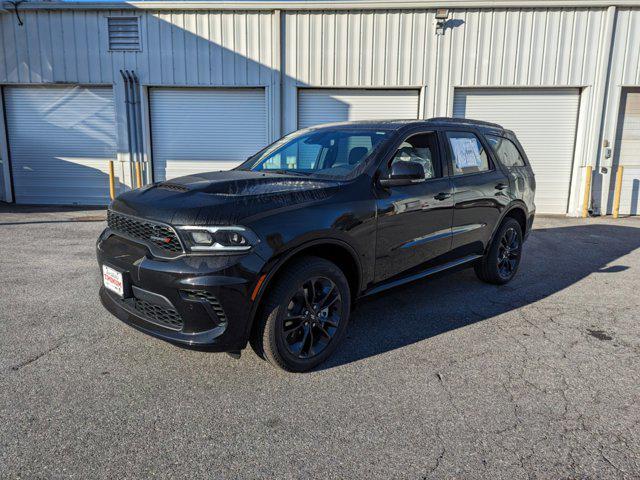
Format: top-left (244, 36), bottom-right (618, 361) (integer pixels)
top-left (474, 217), bottom-right (523, 285)
top-left (251, 257), bottom-right (351, 372)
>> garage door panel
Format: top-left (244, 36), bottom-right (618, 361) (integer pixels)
top-left (615, 89), bottom-right (640, 215)
top-left (298, 89), bottom-right (420, 129)
top-left (453, 88), bottom-right (580, 214)
top-left (5, 86), bottom-right (116, 205)
top-left (150, 88), bottom-right (267, 182)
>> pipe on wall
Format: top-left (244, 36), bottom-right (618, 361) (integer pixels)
top-left (120, 70), bottom-right (134, 192)
top-left (121, 70), bottom-right (145, 188)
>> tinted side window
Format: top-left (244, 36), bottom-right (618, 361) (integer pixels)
top-left (486, 135), bottom-right (526, 168)
top-left (390, 132), bottom-right (441, 179)
top-left (445, 131), bottom-right (490, 176)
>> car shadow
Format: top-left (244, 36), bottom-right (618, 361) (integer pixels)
top-left (318, 222), bottom-right (640, 370)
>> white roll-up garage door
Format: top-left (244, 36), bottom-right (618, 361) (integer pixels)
top-left (298, 89), bottom-right (420, 129)
top-left (453, 88), bottom-right (580, 214)
top-left (4, 86), bottom-right (116, 205)
top-left (150, 88), bottom-right (267, 181)
top-left (614, 88), bottom-right (640, 215)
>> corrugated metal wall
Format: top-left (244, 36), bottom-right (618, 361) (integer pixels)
top-left (0, 5), bottom-right (638, 214)
top-left (598, 8), bottom-right (640, 214)
top-left (283, 8), bottom-right (608, 116)
top-left (0, 10), bottom-right (276, 86)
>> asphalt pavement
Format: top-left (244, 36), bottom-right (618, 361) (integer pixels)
top-left (0, 205), bottom-right (638, 479)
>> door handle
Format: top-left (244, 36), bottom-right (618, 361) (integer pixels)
top-left (495, 183), bottom-right (508, 191)
top-left (434, 192), bottom-right (452, 201)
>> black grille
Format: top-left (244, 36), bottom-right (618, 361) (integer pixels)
top-left (107, 211), bottom-right (183, 255)
top-left (133, 298), bottom-right (183, 330)
top-left (158, 183), bottom-right (189, 192)
top-left (182, 290), bottom-right (228, 324)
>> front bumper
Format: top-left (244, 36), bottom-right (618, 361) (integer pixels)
top-left (97, 230), bottom-right (266, 351)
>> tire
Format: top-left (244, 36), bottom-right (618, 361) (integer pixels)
top-left (474, 217), bottom-right (523, 285)
top-left (251, 256), bottom-right (351, 372)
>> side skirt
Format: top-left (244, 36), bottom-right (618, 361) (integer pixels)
top-left (362, 254), bottom-right (482, 297)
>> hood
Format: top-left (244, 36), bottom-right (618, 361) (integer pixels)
top-left (111, 170), bottom-right (341, 226)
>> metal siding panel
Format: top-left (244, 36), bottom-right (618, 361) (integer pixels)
top-left (410, 11), bottom-right (426, 86)
top-left (184, 13), bottom-right (199, 85)
top-left (233, 12), bottom-right (248, 85)
top-left (4, 86), bottom-right (116, 205)
top-left (146, 13), bottom-right (162, 84)
top-left (259, 12), bottom-right (273, 86)
top-left (335, 12), bottom-right (349, 86)
top-left (502, 10), bottom-right (520, 84)
top-left (246, 13), bottom-right (261, 85)
top-left (385, 11), bottom-right (400, 86)
top-left (3, 14), bottom-right (18, 82)
top-left (453, 88), bottom-right (580, 214)
top-left (361, 12), bottom-right (374, 86)
top-left (74, 12), bottom-right (91, 83)
top-left (308, 13), bottom-right (323, 85)
top-left (150, 88), bottom-right (267, 181)
top-left (322, 12), bottom-right (336, 85)
top-left (372, 12), bottom-right (387, 85)
top-left (209, 13), bottom-right (224, 85)
top-left (61, 12), bottom-right (78, 81)
top-left (171, 12), bottom-right (187, 85)
top-left (159, 12), bottom-right (174, 84)
top-left (622, 10), bottom-right (640, 85)
top-left (25, 13), bottom-right (42, 82)
top-left (488, 10), bottom-right (507, 85)
top-left (297, 88), bottom-right (419, 128)
top-left (87, 13), bottom-right (103, 83)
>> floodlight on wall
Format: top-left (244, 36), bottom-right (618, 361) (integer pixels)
top-left (435, 9), bottom-right (450, 35)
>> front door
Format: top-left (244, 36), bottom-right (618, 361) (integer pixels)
top-left (374, 130), bottom-right (454, 282)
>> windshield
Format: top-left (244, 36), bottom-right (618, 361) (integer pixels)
top-left (238, 128), bottom-right (391, 178)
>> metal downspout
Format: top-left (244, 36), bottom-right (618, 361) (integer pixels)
top-left (120, 70), bottom-right (134, 191)
top-left (131, 71), bottom-right (145, 185)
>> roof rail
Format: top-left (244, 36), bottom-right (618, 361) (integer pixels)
top-left (430, 117), bottom-right (505, 129)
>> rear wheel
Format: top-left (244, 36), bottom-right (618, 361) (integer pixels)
top-left (474, 217), bottom-right (523, 285)
top-left (251, 257), bottom-right (351, 372)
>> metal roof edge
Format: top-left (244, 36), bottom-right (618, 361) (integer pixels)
top-left (6, 0), bottom-right (640, 12)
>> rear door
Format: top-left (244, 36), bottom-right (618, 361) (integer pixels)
top-left (442, 129), bottom-right (510, 257)
top-left (374, 129), bottom-right (454, 282)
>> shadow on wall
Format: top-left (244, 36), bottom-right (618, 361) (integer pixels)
top-left (142, 14), bottom-right (356, 183)
top-left (319, 222), bottom-right (640, 370)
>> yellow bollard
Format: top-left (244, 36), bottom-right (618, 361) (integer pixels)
top-left (108, 160), bottom-right (116, 200)
top-left (581, 166), bottom-right (593, 218)
top-left (135, 162), bottom-right (143, 189)
top-left (612, 166), bottom-right (624, 219)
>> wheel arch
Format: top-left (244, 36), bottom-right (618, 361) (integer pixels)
top-left (244, 238), bottom-right (363, 342)
top-left (485, 202), bottom-right (529, 254)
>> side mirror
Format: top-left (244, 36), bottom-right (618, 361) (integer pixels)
top-left (379, 161), bottom-right (425, 187)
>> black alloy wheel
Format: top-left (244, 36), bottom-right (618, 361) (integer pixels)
top-left (497, 226), bottom-right (521, 280)
top-left (474, 217), bottom-right (523, 285)
top-left (281, 276), bottom-right (342, 359)
top-left (251, 256), bottom-right (351, 372)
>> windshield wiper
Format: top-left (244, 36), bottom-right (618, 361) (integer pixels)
top-left (265, 169), bottom-right (313, 177)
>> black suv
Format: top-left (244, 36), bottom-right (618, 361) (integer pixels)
top-left (98, 118), bottom-right (535, 371)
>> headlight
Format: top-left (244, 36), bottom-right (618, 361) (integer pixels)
top-left (176, 226), bottom-right (258, 253)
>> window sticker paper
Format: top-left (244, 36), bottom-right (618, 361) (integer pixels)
top-left (450, 137), bottom-right (483, 169)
